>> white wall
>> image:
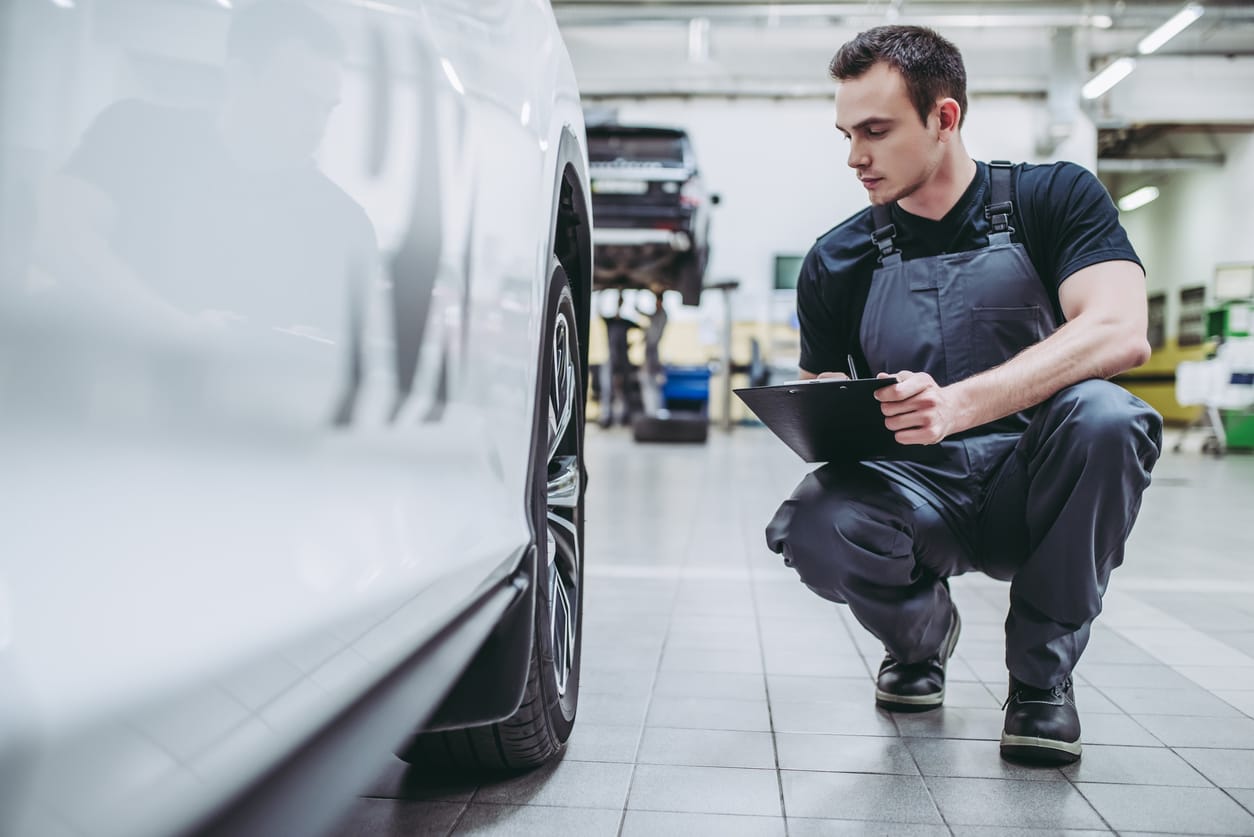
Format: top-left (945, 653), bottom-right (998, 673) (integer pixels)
top-left (595, 94), bottom-right (1096, 327)
top-left (1115, 131), bottom-right (1254, 341)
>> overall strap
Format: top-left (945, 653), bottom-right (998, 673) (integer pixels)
top-left (985, 160), bottom-right (1016, 246)
top-left (870, 203), bottom-right (902, 266)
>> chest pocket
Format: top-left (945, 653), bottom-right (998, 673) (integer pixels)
top-left (972, 305), bottom-right (1044, 371)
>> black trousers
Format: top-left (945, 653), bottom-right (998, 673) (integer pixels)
top-left (765, 380), bottom-right (1163, 690)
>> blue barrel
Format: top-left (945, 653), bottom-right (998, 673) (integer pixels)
top-left (662, 365), bottom-right (711, 408)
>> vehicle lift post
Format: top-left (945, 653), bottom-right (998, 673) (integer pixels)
top-left (707, 279), bottom-right (740, 433)
top-left (631, 288), bottom-right (709, 443)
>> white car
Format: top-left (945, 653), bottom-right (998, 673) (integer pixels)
top-left (0, 1), bottom-right (592, 835)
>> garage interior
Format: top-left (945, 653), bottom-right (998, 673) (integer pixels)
top-left (330, 1), bottom-right (1254, 834)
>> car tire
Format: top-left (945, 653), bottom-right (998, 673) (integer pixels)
top-left (400, 262), bottom-right (584, 771)
top-left (677, 249), bottom-right (706, 306)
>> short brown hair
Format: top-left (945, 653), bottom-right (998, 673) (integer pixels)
top-left (829, 25), bottom-right (968, 128)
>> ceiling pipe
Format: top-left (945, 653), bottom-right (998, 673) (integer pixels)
top-left (557, 4), bottom-right (1115, 27)
top-left (553, 2), bottom-right (1254, 28)
top-left (1097, 156), bottom-right (1225, 171)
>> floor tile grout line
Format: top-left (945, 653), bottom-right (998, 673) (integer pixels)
top-left (615, 444), bottom-right (716, 837)
top-left (1084, 678), bottom-right (1180, 752)
top-left (749, 573), bottom-right (791, 836)
top-left (1163, 743), bottom-right (1226, 791)
top-left (897, 737), bottom-right (954, 836)
top-left (440, 798), bottom-right (472, 837)
top-left (1058, 742), bottom-right (1119, 834)
top-left (831, 590), bottom-right (957, 835)
top-left (613, 587), bottom-right (674, 837)
top-left (735, 441), bottom-right (792, 836)
top-left (1224, 785), bottom-right (1254, 819)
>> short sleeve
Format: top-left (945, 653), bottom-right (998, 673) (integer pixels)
top-left (797, 248), bottom-right (846, 375)
top-left (1025, 162), bottom-right (1142, 289)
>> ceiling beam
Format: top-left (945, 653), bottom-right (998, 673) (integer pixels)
top-left (1098, 157), bottom-right (1226, 171)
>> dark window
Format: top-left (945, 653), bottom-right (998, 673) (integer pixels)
top-left (1147, 293), bottom-right (1166, 350)
top-left (589, 134), bottom-right (686, 164)
top-left (1178, 286), bottom-right (1206, 347)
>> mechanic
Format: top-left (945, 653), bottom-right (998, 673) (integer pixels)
top-left (764, 25), bottom-right (1163, 765)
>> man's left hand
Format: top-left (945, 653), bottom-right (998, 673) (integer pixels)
top-left (874, 370), bottom-right (960, 445)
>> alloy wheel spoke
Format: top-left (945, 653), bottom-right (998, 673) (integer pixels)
top-left (547, 455), bottom-right (580, 509)
top-left (543, 297), bottom-right (580, 701)
top-left (548, 315), bottom-right (573, 462)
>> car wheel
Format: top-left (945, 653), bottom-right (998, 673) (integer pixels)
top-left (401, 262), bottom-right (584, 770)
top-left (677, 249), bottom-right (705, 307)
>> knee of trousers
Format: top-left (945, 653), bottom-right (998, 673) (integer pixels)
top-left (1036, 379), bottom-right (1163, 468)
top-left (766, 475), bottom-right (917, 595)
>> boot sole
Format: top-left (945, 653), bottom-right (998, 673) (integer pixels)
top-left (875, 607), bottom-right (962, 713)
top-left (875, 689), bottom-right (944, 712)
top-left (1000, 732), bottom-right (1082, 765)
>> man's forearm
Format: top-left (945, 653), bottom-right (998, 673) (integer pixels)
top-left (947, 313), bottom-right (1150, 435)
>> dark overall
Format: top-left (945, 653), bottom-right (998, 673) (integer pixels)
top-left (766, 163), bottom-right (1163, 690)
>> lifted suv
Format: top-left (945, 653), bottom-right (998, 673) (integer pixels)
top-left (588, 124), bottom-right (718, 306)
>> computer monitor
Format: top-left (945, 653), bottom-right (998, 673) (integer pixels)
top-left (1215, 263), bottom-right (1254, 302)
top-left (774, 254), bottom-right (804, 291)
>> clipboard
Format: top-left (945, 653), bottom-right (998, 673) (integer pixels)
top-left (734, 377), bottom-right (939, 463)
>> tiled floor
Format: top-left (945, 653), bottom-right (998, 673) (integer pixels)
top-left (334, 427), bottom-right (1254, 836)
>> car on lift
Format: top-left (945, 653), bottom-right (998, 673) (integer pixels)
top-left (587, 123), bottom-right (719, 307)
top-left (0, 1), bottom-right (591, 836)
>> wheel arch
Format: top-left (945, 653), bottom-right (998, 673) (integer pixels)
top-left (550, 124), bottom-right (593, 404)
top-left (405, 125), bottom-right (591, 732)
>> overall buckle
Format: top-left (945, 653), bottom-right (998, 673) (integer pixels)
top-left (984, 201), bottom-right (1015, 234)
top-left (871, 223), bottom-right (899, 260)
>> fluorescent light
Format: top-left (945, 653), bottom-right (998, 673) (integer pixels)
top-left (1138, 3), bottom-right (1204, 55)
top-left (1082, 57), bottom-right (1136, 100)
top-left (1090, 15), bottom-right (1113, 29)
top-left (688, 17), bottom-right (710, 63)
top-left (1118, 186), bottom-right (1160, 212)
top-left (49, 0), bottom-right (75, 7)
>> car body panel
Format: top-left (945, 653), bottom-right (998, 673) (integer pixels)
top-left (0, 1), bottom-right (588, 835)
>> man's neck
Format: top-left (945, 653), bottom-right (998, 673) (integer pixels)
top-left (897, 151), bottom-right (978, 221)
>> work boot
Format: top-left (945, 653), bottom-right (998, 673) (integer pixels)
top-left (1000, 676), bottom-right (1082, 765)
top-left (874, 605), bottom-right (961, 712)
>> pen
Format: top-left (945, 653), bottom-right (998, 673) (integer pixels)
top-left (847, 354), bottom-right (858, 380)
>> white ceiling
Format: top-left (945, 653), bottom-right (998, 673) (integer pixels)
top-left (552, 1), bottom-right (1254, 133)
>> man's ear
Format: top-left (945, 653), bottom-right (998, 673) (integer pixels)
top-left (936, 98), bottom-right (962, 135)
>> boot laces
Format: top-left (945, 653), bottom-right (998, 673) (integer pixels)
top-left (1002, 676), bottom-right (1072, 710)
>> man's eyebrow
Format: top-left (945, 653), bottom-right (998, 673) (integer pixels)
top-left (835, 117), bottom-right (894, 133)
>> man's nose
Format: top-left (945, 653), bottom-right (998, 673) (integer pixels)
top-left (846, 140), bottom-right (868, 169)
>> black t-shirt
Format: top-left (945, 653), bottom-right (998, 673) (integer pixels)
top-left (798, 161), bottom-right (1141, 376)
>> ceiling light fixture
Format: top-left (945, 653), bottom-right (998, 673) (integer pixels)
top-left (1138, 3), bottom-right (1205, 55)
top-left (688, 17), bottom-right (711, 63)
top-left (1082, 57), bottom-right (1136, 100)
top-left (1118, 186), bottom-right (1160, 212)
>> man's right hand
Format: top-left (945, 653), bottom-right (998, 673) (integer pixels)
top-left (816, 371), bottom-right (851, 381)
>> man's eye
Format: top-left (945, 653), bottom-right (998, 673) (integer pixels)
top-left (867, 129), bottom-right (886, 137)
